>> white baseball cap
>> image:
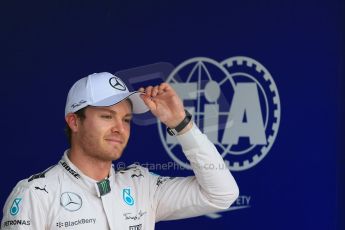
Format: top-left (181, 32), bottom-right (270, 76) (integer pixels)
top-left (65, 72), bottom-right (149, 116)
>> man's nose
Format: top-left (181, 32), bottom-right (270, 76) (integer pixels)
top-left (111, 118), bottom-right (125, 133)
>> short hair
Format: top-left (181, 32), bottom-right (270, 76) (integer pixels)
top-left (64, 107), bottom-right (87, 146)
top-left (64, 99), bottom-right (133, 146)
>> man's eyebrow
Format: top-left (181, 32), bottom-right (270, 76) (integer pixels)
top-left (97, 108), bottom-right (133, 117)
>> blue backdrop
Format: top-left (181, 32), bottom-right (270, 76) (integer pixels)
top-left (0, 0), bottom-right (344, 229)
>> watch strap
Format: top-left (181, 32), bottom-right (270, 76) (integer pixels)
top-left (166, 109), bottom-right (192, 136)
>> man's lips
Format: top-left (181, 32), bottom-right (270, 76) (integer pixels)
top-left (104, 139), bottom-right (123, 144)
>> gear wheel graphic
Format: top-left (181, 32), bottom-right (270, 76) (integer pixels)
top-left (221, 56), bottom-right (281, 170)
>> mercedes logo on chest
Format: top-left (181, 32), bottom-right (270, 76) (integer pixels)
top-left (109, 77), bottom-right (127, 91)
top-left (60, 192), bottom-right (82, 212)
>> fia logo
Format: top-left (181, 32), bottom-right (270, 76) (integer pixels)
top-left (158, 56), bottom-right (281, 171)
top-left (122, 188), bottom-right (135, 206)
top-left (10, 198), bottom-right (22, 216)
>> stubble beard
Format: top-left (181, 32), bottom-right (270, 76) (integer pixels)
top-left (89, 142), bottom-right (127, 163)
top-left (78, 134), bottom-right (127, 163)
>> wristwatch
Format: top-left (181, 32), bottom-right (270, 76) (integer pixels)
top-left (166, 109), bottom-right (192, 136)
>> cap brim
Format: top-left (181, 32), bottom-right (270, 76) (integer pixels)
top-left (91, 91), bottom-right (149, 114)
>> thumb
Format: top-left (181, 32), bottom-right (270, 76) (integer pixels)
top-left (140, 94), bottom-right (156, 112)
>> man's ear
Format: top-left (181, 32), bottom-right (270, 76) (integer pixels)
top-left (65, 113), bottom-right (79, 132)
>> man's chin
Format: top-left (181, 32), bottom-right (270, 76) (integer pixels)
top-left (109, 149), bottom-right (124, 161)
top-left (110, 153), bottom-right (123, 161)
top-left (94, 149), bottom-right (123, 162)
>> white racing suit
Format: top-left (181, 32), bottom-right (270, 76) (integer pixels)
top-left (1, 124), bottom-right (239, 229)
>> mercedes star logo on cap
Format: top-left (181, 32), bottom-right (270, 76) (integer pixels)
top-left (109, 77), bottom-right (127, 91)
top-left (60, 192), bottom-right (82, 212)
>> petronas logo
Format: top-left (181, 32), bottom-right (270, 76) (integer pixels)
top-left (122, 188), bottom-right (134, 206)
top-left (10, 198), bottom-right (22, 216)
top-left (97, 179), bottom-right (111, 196)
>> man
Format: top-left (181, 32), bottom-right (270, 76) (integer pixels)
top-left (1, 72), bottom-right (239, 229)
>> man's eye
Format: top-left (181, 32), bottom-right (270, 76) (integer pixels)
top-left (101, 115), bottom-right (112, 119)
top-left (124, 119), bottom-right (131, 123)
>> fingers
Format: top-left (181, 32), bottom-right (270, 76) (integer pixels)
top-left (157, 83), bottom-right (166, 95)
top-left (152, 86), bottom-right (159, 97)
top-left (158, 82), bottom-right (170, 92)
top-left (138, 83), bottom-right (172, 97)
top-left (140, 94), bottom-right (156, 111)
top-left (145, 86), bottom-right (153, 96)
